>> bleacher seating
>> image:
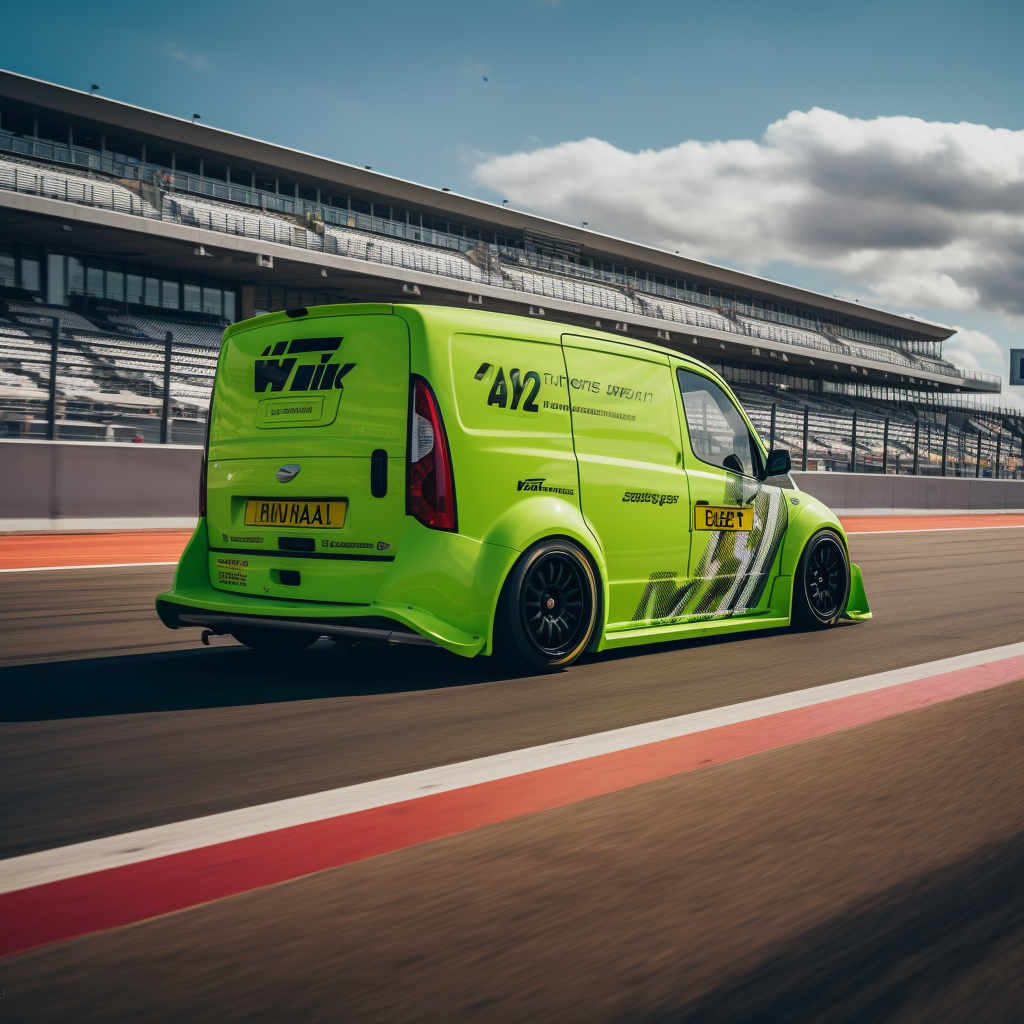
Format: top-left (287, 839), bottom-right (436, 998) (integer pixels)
top-left (1, 146), bottom-right (1018, 462)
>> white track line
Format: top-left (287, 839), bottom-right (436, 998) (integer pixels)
top-left (0, 562), bottom-right (179, 573)
top-left (3, 639), bottom-right (1023, 896)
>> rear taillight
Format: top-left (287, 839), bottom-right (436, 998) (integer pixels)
top-left (407, 376), bottom-right (456, 531)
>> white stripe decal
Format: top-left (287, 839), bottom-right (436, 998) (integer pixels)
top-left (3, 639), bottom-right (1024, 895)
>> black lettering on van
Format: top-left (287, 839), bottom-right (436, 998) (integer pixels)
top-left (487, 367), bottom-right (508, 408)
top-left (254, 358), bottom-right (296, 392)
top-left (486, 366), bottom-right (541, 413)
top-left (285, 361), bottom-right (356, 393)
top-left (521, 371), bottom-right (540, 412)
top-left (509, 368), bottom-right (525, 410)
top-left (334, 362), bottom-right (356, 390)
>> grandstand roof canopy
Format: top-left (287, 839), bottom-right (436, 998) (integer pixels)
top-left (0, 69), bottom-right (954, 344)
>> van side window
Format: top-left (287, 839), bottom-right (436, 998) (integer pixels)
top-left (676, 368), bottom-right (761, 478)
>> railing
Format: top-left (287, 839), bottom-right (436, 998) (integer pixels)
top-left (0, 152), bottom-right (1002, 391)
top-left (0, 321), bottom-right (217, 444)
top-left (740, 395), bottom-right (1023, 478)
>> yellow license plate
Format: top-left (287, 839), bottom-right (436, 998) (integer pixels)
top-left (694, 505), bottom-right (753, 531)
top-left (244, 499), bottom-right (347, 529)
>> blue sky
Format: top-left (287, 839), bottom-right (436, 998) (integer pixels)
top-left (3, 0), bottom-right (1022, 400)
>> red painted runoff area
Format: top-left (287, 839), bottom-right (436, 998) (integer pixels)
top-left (4, 651), bottom-right (1023, 958)
top-left (2, 515), bottom-right (1021, 569)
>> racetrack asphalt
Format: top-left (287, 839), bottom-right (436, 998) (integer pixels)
top-left (1, 528), bottom-right (1023, 1020)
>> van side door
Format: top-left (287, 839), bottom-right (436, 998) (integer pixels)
top-left (675, 366), bottom-right (788, 618)
top-left (561, 335), bottom-right (689, 629)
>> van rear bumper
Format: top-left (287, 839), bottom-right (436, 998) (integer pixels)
top-left (157, 518), bottom-right (489, 657)
top-left (160, 604), bottom-right (437, 647)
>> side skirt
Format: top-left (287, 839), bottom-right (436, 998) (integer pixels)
top-left (597, 574), bottom-right (794, 651)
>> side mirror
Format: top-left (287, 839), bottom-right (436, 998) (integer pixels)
top-left (764, 449), bottom-right (791, 479)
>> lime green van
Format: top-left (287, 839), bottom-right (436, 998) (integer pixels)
top-left (156, 303), bottom-right (870, 670)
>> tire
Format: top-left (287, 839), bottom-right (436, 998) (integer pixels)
top-left (495, 538), bottom-right (599, 672)
top-left (792, 529), bottom-right (850, 629)
top-left (229, 627), bottom-right (318, 652)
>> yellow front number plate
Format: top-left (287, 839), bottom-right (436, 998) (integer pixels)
top-left (694, 505), bottom-right (753, 531)
top-left (244, 499), bottom-right (347, 529)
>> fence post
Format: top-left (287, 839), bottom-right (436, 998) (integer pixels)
top-left (802, 407), bottom-right (809, 471)
top-left (850, 410), bottom-right (857, 473)
top-left (976, 430), bottom-right (982, 478)
top-left (45, 317), bottom-right (59, 440)
top-left (882, 417), bottom-right (889, 474)
top-left (941, 419), bottom-right (949, 477)
top-left (994, 434), bottom-right (1001, 480)
top-left (160, 331), bottom-right (173, 444)
top-left (913, 420), bottom-right (920, 475)
top-left (769, 402), bottom-right (776, 454)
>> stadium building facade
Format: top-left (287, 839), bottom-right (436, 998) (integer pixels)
top-left (1, 70), bottom-right (1020, 475)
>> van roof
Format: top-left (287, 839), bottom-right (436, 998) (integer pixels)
top-left (224, 301), bottom-right (723, 382)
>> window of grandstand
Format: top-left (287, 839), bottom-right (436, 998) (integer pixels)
top-left (162, 279), bottom-right (179, 309)
top-left (299, 185), bottom-right (318, 202)
top-left (184, 281), bottom-right (201, 312)
top-left (278, 179), bottom-right (296, 197)
top-left (105, 266), bottom-right (124, 303)
top-left (176, 155), bottom-right (200, 176)
top-left (0, 242), bottom-right (14, 288)
top-left (72, 129), bottom-right (101, 153)
top-left (107, 136), bottom-right (142, 163)
top-left (350, 198), bottom-right (370, 215)
top-left (254, 285), bottom-right (345, 316)
top-left (1, 110), bottom-right (33, 136)
top-left (256, 175), bottom-right (276, 192)
top-left (148, 146), bottom-right (173, 169)
top-left (230, 167), bottom-right (253, 187)
top-left (204, 162), bottom-right (227, 182)
top-left (37, 121), bottom-right (68, 145)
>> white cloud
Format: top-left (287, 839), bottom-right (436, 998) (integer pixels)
top-left (166, 43), bottom-right (208, 68)
top-left (943, 327), bottom-right (1005, 372)
top-left (473, 109), bottom-right (1024, 322)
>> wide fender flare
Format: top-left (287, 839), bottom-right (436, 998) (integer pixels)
top-left (481, 495), bottom-right (609, 648)
top-left (779, 495), bottom-right (848, 578)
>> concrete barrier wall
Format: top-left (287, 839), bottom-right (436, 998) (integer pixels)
top-left (791, 471), bottom-right (1024, 513)
top-left (0, 439), bottom-right (202, 530)
top-left (2, 440), bottom-right (1022, 531)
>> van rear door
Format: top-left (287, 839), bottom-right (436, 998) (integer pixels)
top-left (205, 308), bottom-right (408, 605)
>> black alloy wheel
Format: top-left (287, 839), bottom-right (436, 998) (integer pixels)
top-left (792, 530), bottom-right (850, 629)
top-left (497, 539), bottom-right (599, 671)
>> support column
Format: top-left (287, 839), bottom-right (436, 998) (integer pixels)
top-left (45, 317), bottom-right (59, 441)
top-left (160, 331), bottom-right (173, 444)
top-left (801, 407), bottom-right (809, 471)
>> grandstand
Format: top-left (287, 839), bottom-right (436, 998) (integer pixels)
top-left (0, 69), bottom-right (1020, 474)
